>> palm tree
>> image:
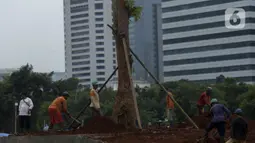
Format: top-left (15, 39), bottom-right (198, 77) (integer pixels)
top-left (111, 0), bottom-right (142, 129)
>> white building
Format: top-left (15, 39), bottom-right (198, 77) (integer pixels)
top-left (162, 0), bottom-right (255, 84)
top-left (64, 0), bottom-right (116, 87)
top-left (109, 78), bottom-right (151, 91)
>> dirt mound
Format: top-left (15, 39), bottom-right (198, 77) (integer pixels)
top-left (190, 115), bottom-right (210, 129)
top-left (75, 116), bottom-right (126, 133)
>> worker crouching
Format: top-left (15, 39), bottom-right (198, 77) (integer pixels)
top-left (226, 108), bottom-right (248, 143)
top-left (90, 81), bottom-right (101, 116)
top-left (204, 98), bottom-right (231, 143)
top-left (48, 91), bottom-right (71, 131)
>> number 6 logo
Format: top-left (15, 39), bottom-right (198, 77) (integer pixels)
top-left (225, 8), bottom-right (245, 29)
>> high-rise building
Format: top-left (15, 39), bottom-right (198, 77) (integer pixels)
top-left (64, 0), bottom-right (116, 86)
top-left (162, 0), bottom-right (255, 84)
top-left (129, 0), bottom-right (163, 83)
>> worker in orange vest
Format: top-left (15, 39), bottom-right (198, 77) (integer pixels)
top-left (166, 89), bottom-right (175, 126)
top-left (197, 87), bottom-right (212, 115)
top-left (48, 91), bottom-right (71, 131)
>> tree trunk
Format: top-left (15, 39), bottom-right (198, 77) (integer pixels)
top-left (112, 0), bottom-right (137, 129)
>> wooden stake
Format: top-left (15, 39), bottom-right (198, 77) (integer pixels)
top-left (122, 37), bottom-right (142, 129)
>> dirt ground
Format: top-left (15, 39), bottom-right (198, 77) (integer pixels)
top-left (24, 116), bottom-right (255, 143)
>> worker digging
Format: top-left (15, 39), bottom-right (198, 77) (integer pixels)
top-left (197, 87), bottom-right (212, 115)
top-left (48, 91), bottom-right (73, 131)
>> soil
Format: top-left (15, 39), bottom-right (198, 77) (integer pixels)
top-left (18, 116), bottom-right (255, 143)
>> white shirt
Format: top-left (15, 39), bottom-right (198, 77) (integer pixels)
top-left (89, 89), bottom-right (100, 109)
top-left (19, 97), bottom-right (34, 116)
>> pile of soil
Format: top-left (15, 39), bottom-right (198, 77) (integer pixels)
top-left (190, 115), bottom-right (211, 129)
top-left (99, 128), bottom-right (218, 143)
top-left (74, 116), bottom-right (127, 133)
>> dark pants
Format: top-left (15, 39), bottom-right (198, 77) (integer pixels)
top-left (91, 107), bottom-right (101, 116)
top-left (206, 121), bottom-right (226, 137)
top-left (197, 105), bottom-right (204, 115)
top-left (19, 116), bottom-right (31, 132)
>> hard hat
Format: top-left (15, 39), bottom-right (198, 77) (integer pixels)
top-left (207, 87), bottom-right (213, 91)
top-left (62, 91), bottom-right (69, 97)
top-left (92, 81), bottom-right (98, 85)
top-left (234, 108), bottom-right (243, 114)
top-left (210, 98), bottom-right (218, 104)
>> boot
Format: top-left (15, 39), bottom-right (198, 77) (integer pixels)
top-left (220, 136), bottom-right (225, 143)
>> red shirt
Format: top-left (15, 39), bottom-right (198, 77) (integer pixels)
top-left (197, 92), bottom-right (210, 106)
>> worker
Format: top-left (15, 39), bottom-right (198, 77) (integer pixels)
top-left (166, 89), bottom-right (175, 126)
top-left (204, 98), bottom-right (231, 143)
top-left (197, 87), bottom-right (212, 115)
top-left (18, 92), bottom-right (34, 133)
top-left (48, 91), bottom-right (71, 131)
top-left (90, 81), bottom-right (101, 116)
top-left (226, 108), bottom-right (248, 143)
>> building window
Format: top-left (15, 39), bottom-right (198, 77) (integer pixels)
top-left (71, 0), bottom-right (88, 5)
top-left (96, 42), bottom-right (104, 45)
top-left (72, 72), bottom-right (90, 78)
top-left (79, 79), bottom-right (90, 82)
top-left (71, 5), bottom-right (89, 13)
top-left (72, 37), bottom-right (89, 42)
top-left (71, 19), bottom-right (89, 25)
top-left (71, 31), bottom-right (89, 37)
top-left (164, 53), bottom-right (255, 66)
top-left (96, 54), bottom-right (104, 57)
top-left (95, 24), bottom-right (104, 27)
top-left (95, 3), bottom-right (103, 9)
top-left (71, 13), bottom-right (89, 19)
top-left (96, 36), bottom-right (104, 39)
top-left (95, 12), bottom-right (103, 15)
top-left (96, 30), bottom-right (104, 33)
top-left (96, 48), bottom-right (104, 52)
top-left (72, 61), bottom-right (90, 65)
top-left (97, 72), bottom-right (105, 75)
top-left (72, 67), bottom-right (90, 72)
top-left (72, 49), bottom-right (90, 54)
top-left (95, 18), bottom-right (103, 21)
top-left (72, 55), bottom-right (90, 60)
top-left (113, 54), bottom-right (116, 58)
top-left (96, 59), bottom-right (104, 63)
top-left (72, 43), bottom-right (89, 48)
top-left (71, 25), bottom-right (89, 31)
top-left (97, 78), bottom-right (105, 81)
top-left (113, 66), bottom-right (116, 69)
top-left (97, 66), bottom-right (105, 69)
top-left (113, 60), bottom-right (116, 64)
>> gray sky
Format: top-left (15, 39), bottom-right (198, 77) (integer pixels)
top-left (0, 0), bottom-right (64, 72)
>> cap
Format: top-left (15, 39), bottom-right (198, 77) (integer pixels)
top-left (62, 91), bottom-right (69, 97)
top-left (210, 98), bottom-right (218, 104)
top-left (92, 81), bottom-right (98, 85)
top-left (234, 108), bottom-right (243, 114)
top-left (207, 87), bottom-right (213, 91)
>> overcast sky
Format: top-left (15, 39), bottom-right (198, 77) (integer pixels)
top-left (0, 0), bottom-right (64, 72)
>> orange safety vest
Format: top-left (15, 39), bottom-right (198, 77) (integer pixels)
top-left (166, 92), bottom-right (174, 109)
top-left (49, 96), bottom-right (67, 112)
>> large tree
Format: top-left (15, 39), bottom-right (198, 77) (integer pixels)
top-left (111, 0), bottom-right (142, 129)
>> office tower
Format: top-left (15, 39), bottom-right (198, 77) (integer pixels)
top-left (64, 0), bottom-right (116, 86)
top-left (129, 0), bottom-right (163, 83)
top-left (162, 0), bottom-right (255, 84)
